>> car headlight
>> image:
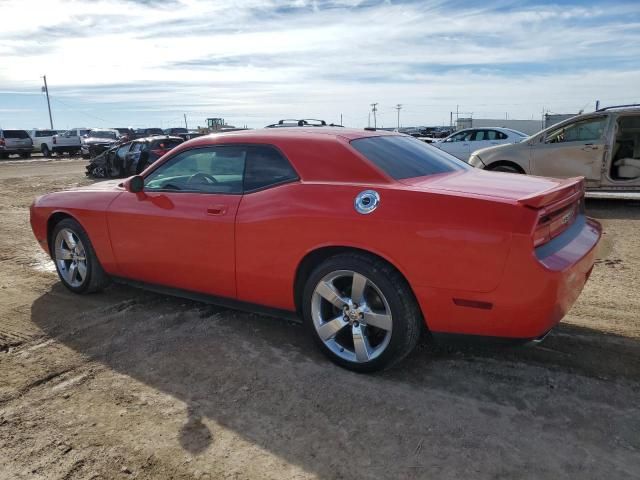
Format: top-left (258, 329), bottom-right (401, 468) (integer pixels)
top-left (468, 153), bottom-right (485, 169)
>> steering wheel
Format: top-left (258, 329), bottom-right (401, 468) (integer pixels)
top-left (186, 172), bottom-right (217, 185)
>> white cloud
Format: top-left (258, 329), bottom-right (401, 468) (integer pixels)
top-left (0, 0), bottom-right (639, 128)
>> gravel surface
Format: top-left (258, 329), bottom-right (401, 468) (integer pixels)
top-left (0, 159), bottom-right (639, 479)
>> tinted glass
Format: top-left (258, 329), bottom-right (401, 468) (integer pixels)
top-left (3, 130), bottom-right (30, 139)
top-left (547, 117), bottom-right (607, 143)
top-left (243, 146), bottom-right (298, 191)
top-left (34, 130), bottom-right (56, 137)
top-left (146, 128), bottom-right (164, 135)
top-left (145, 146), bottom-right (245, 194)
top-left (89, 130), bottom-right (117, 139)
top-left (351, 135), bottom-right (470, 180)
top-left (79, 129), bottom-right (91, 136)
top-left (151, 139), bottom-right (182, 149)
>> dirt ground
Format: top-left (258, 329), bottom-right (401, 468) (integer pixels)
top-left (0, 158), bottom-right (639, 480)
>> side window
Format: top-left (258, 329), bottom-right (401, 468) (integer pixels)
top-left (447, 132), bottom-right (466, 142)
top-left (144, 146), bottom-right (245, 194)
top-left (130, 143), bottom-right (143, 153)
top-left (495, 130), bottom-right (507, 140)
top-left (243, 146), bottom-right (298, 192)
top-left (116, 144), bottom-right (132, 160)
top-left (471, 130), bottom-right (487, 141)
top-left (546, 117), bottom-right (607, 144)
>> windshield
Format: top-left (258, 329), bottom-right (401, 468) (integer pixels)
top-left (89, 130), bottom-right (117, 139)
top-left (3, 130), bottom-right (30, 139)
top-left (350, 135), bottom-right (470, 180)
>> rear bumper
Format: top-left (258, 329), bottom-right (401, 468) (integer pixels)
top-left (0, 146), bottom-right (32, 154)
top-left (415, 215), bottom-right (602, 339)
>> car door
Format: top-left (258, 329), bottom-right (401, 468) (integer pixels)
top-left (532, 116), bottom-right (608, 183)
top-left (107, 145), bottom-right (246, 298)
top-left (438, 131), bottom-right (473, 160)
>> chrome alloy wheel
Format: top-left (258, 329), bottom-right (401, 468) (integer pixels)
top-left (311, 270), bottom-right (393, 363)
top-left (54, 228), bottom-right (88, 288)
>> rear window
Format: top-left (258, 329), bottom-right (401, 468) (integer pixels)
top-left (146, 128), bottom-right (164, 135)
top-left (151, 139), bottom-right (182, 149)
top-left (34, 130), bottom-right (56, 137)
top-left (350, 135), bottom-right (470, 179)
top-left (3, 130), bottom-right (30, 139)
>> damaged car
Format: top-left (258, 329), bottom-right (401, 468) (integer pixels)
top-left (81, 129), bottom-right (120, 158)
top-left (86, 136), bottom-right (183, 178)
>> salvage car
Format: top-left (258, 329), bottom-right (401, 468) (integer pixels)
top-left (0, 129), bottom-right (33, 158)
top-left (434, 127), bottom-right (527, 161)
top-left (86, 136), bottom-right (183, 178)
top-left (80, 129), bottom-right (119, 158)
top-left (31, 128), bottom-right (601, 372)
top-left (469, 105), bottom-right (640, 197)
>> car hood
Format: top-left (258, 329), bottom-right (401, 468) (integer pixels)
top-left (472, 142), bottom-right (522, 157)
top-left (400, 169), bottom-right (573, 203)
top-left (71, 179), bottom-right (124, 191)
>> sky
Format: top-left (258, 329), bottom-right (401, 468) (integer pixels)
top-left (0, 0), bottom-right (639, 130)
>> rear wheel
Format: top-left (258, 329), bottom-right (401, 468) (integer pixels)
top-left (302, 253), bottom-right (423, 372)
top-left (41, 144), bottom-right (51, 157)
top-left (52, 219), bottom-right (109, 293)
top-left (20, 152), bottom-right (31, 159)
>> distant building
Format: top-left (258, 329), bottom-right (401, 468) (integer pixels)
top-left (544, 113), bottom-right (578, 129)
top-left (456, 118), bottom-right (543, 136)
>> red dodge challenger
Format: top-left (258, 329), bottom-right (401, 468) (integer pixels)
top-left (30, 128), bottom-right (601, 372)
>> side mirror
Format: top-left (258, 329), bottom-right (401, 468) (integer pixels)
top-left (125, 175), bottom-right (144, 193)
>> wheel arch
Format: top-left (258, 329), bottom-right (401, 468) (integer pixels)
top-left (47, 211), bottom-right (80, 255)
top-left (292, 245), bottom-right (426, 327)
top-left (486, 160), bottom-right (526, 173)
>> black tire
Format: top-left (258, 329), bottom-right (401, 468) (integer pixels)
top-left (42, 145), bottom-right (51, 157)
top-left (51, 218), bottom-right (109, 294)
top-left (302, 252), bottom-right (423, 372)
top-left (0, 152), bottom-right (6, 159)
top-left (487, 163), bottom-right (523, 174)
top-left (20, 152), bottom-right (31, 159)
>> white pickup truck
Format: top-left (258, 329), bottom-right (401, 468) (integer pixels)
top-left (51, 128), bottom-right (90, 156)
top-left (28, 129), bottom-right (59, 156)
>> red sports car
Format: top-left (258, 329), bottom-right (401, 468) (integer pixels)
top-left (30, 128), bottom-right (601, 372)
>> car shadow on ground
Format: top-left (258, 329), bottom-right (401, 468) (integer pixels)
top-left (29, 282), bottom-right (640, 477)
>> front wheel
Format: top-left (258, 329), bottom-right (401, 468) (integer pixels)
top-left (51, 218), bottom-right (109, 293)
top-left (302, 253), bottom-right (423, 372)
top-left (20, 152), bottom-right (31, 159)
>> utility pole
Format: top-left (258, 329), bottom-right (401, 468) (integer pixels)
top-left (184, 113), bottom-right (188, 130)
top-left (368, 112), bottom-right (371, 128)
top-left (340, 113), bottom-right (343, 126)
top-left (595, 100), bottom-right (600, 111)
top-left (395, 104), bottom-right (402, 129)
top-left (41, 75), bottom-right (53, 129)
top-left (370, 103), bottom-right (378, 129)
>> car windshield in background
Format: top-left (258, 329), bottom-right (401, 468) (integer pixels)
top-left (35, 130), bottom-right (57, 137)
top-left (89, 130), bottom-right (117, 139)
top-left (350, 135), bottom-right (470, 180)
top-left (79, 129), bottom-right (91, 136)
top-left (146, 129), bottom-right (164, 135)
top-left (3, 130), bottom-right (30, 139)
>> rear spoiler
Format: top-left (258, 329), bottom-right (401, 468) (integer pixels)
top-left (517, 177), bottom-right (584, 209)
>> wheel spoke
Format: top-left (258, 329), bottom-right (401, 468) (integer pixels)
top-left (317, 315), bottom-right (349, 341)
top-left (363, 310), bottom-right (392, 331)
top-left (315, 281), bottom-right (348, 309)
top-left (62, 230), bottom-right (76, 249)
top-left (55, 248), bottom-right (73, 260)
top-left (77, 261), bottom-right (87, 282)
top-left (350, 273), bottom-right (367, 304)
top-left (66, 263), bottom-right (78, 284)
top-left (352, 324), bottom-right (372, 362)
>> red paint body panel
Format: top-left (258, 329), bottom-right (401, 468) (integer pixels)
top-left (30, 128), bottom-right (602, 340)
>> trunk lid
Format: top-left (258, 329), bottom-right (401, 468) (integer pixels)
top-left (400, 169), bottom-right (582, 206)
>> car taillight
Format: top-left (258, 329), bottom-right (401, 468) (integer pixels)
top-left (533, 201), bottom-right (579, 247)
top-left (53, 137), bottom-right (57, 144)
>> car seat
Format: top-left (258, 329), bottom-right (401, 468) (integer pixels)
top-left (615, 133), bottom-right (640, 178)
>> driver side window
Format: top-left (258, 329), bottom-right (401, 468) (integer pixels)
top-left (144, 146), bottom-right (246, 194)
top-left (546, 117), bottom-right (607, 144)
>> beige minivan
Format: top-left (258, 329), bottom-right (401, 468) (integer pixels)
top-left (468, 105), bottom-right (640, 195)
